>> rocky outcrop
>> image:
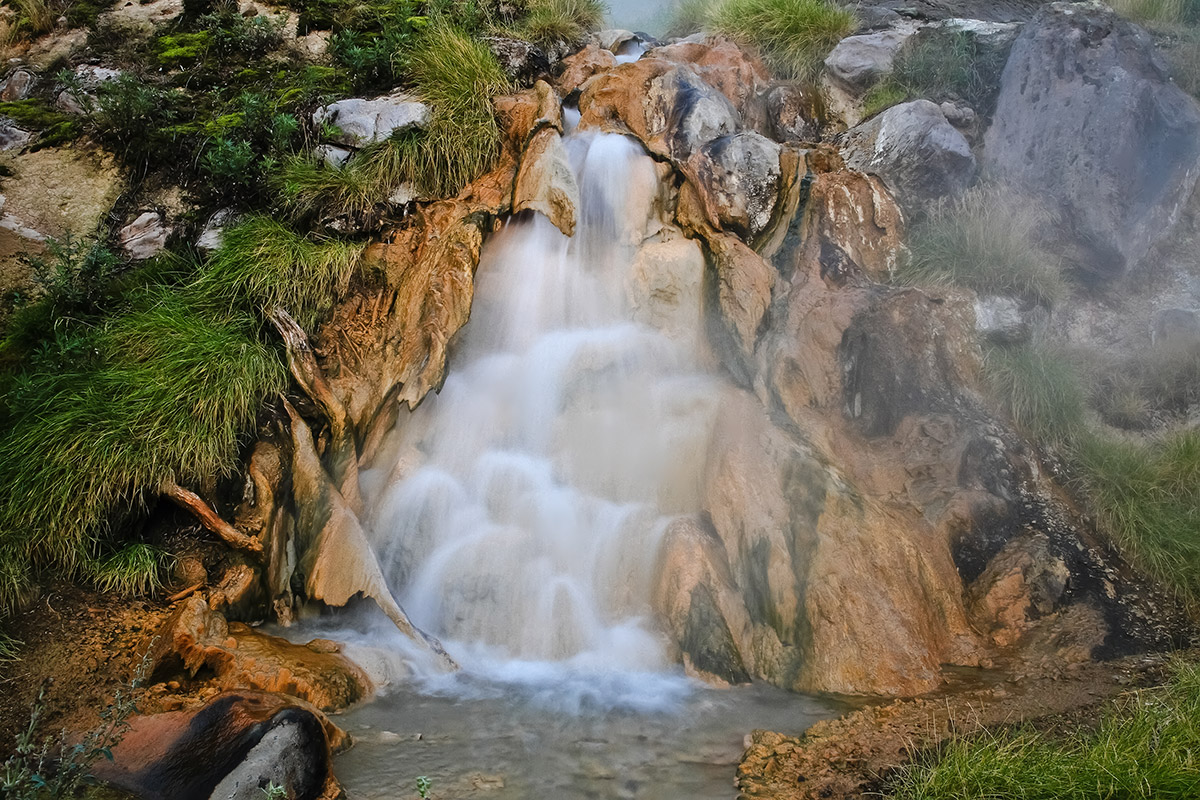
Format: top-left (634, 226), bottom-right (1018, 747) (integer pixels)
top-left (688, 132), bottom-right (782, 240)
top-left (982, 1), bottom-right (1200, 278)
top-left (513, 127), bottom-right (579, 236)
top-left (841, 99), bottom-right (976, 215)
top-left (92, 691), bottom-right (344, 800)
top-left (149, 596), bottom-right (371, 711)
top-left (824, 26), bottom-right (918, 93)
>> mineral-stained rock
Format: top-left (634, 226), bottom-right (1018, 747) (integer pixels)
top-left (982, 2), bottom-right (1200, 278)
top-left (647, 35), bottom-right (770, 118)
top-left (557, 43), bottom-right (618, 93)
top-left (841, 99), bottom-right (976, 215)
top-left (0, 69), bottom-right (35, 101)
top-left (687, 131), bottom-right (782, 240)
top-left (763, 83), bottom-right (823, 143)
top-left (313, 92), bottom-right (431, 148)
top-left (483, 35), bottom-right (551, 85)
top-left (513, 126), bottom-right (579, 236)
top-left (968, 530), bottom-right (1071, 647)
top-left (625, 228), bottom-right (706, 342)
top-left (91, 691), bottom-right (344, 800)
top-left (794, 169), bottom-right (905, 282)
top-left (149, 596), bottom-right (372, 711)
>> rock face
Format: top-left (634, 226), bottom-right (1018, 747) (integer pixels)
top-left (842, 99), bottom-right (976, 214)
top-left (688, 132), bottom-right (782, 240)
top-left (118, 210), bottom-right (169, 260)
top-left (313, 92), bottom-right (431, 147)
top-left (513, 127), bottom-right (579, 236)
top-left (824, 27), bottom-right (916, 93)
top-left (982, 2), bottom-right (1200, 278)
top-left (91, 691), bottom-right (342, 800)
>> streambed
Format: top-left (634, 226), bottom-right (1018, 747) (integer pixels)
top-left (335, 678), bottom-right (847, 800)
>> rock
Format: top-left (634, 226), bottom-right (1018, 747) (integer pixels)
top-left (763, 83), bottom-right (822, 143)
top-left (483, 36), bottom-right (550, 85)
top-left (557, 43), bottom-right (617, 93)
top-left (315, 143), bottom-right (351, 168)
top-left (939, 100), bottom-right (975, 129)
top-left (931, 16), bottom-right (1021, 52)
top-left (196, 208), bottom-right (237, 253)
top-left (625, 229), bottom-right (706, 341)
top-left (119, 210), bottom-right (169, 260)
top-left (172, 555), bottom-right (208, 588)
top-left (981, 2), bottom-right (1200, 278)
top-left (648, 36), bottom-right (770, 117)
top-left (149, 596), bottom-right (372, 711)
top-left (577, 59), bottom-right (742, 162)
top-left (967, 531), bottom-right (1072, 647)
top-left (91, 691), bottom-right (343, 800)
top-left (824, 26), bottom-right (918, 93)
top-left (687, 131), bottom-right (782, 239)
top-left (841, 99), bottom-right (976, 215)
top-left (974, 295), bottom-right (1033, 344)
top-left (795, 169), bottom-right (905, 282)
top-left (209, 562), bottom-right (262, 620)
top-left (705, 232), bottom-right (776, 359)
top-left (512, 127), bottom-right (579, 236)
top-left (0, 119), bottom-right (32, 150)
top-left (0, 68), bottom-right (34, 101)
top-left (597, 28), bottom-right (640, 55)
top-left (313, 92), bottom-right (431, 148)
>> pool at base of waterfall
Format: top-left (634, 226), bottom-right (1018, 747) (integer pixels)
top-left (335, 679), bottom-right (848, 800)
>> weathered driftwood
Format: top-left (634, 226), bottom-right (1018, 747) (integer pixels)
top-left (163, 480), bottom-right (264, 559)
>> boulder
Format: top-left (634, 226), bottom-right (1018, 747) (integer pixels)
top-left (196, 208), bottom-right (237, 253)
top-left (313, 92), bottom-right (431, 148)
top-left (315, 143), bottom-right (351, 168)
top-left (557, 43), bottom-right (618, 93)
top-left (823, 26), bottom-right (918, 93)
top-left (841, 99), bottom-right (976, 215)
top-left (625, 228), bottom-right (707, 341)
top-left (763, 83), bottom-right (822, 143)
top-left (687, 131), bottom-right (782, 239)
top-left (91, 691), bottom-right (343, 800)
top-left (648, 36), bottom-right (770, 117)
top-left (0, 120), bottom-right (32, 151)
top-left (982, 2), bottom-right (1200, 278)
top-left (118, 210), bottom-right (169, 260)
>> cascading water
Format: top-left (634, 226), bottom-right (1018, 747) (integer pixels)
top-left (319, 128), bottom-right (846, 800)
top-left (359, 131), bottom-right (719, 690)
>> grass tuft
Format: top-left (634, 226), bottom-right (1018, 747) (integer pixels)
top-left (519, 0), bottom-right (607, 47)
top-left (87, 543), bottom-right (168, 597)
top-left (665, 0), bottom-right (714, 37)
top-left (888, 659), bottom-right (1200, 799)
top-left (982, 341), bottom-right (1090, 447)
top-left (709, 0), bottom-right (856, 82)
top-left (1108, 0), bottom-right (1200, 27)
top-left (898, 184), bottom-right (1068, 307)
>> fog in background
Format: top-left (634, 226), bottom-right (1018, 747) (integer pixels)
top-left (605, 0), bottom-right (681, 36)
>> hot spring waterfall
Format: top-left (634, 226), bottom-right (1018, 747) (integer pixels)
top-left (361, 132), bottom-right (720, 679)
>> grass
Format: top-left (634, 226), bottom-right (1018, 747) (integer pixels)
top-left (861, 29), bottom-right (1010, 116)
top-left (708, 0), bottom-right (856, 82)
top-left (0, 219), bottom-right (363, 613)
top-left (1166, 27), bottom-right (1200, 97)
top-left (1108, 0), bottom-right (1200, 26)
top-left (898, 184), bottom-right (1069, 307)
top-left (983, 341), bottom-right (1090, 446)
top-left (665, 0), bottom-right (713, 37)
top-left (888, 659), bottom-right (1200, 799)
top-left (86, 543), bottom-right (168, 597)
top-left (3, 0), bottom-right (56, 43)
top-left (277, 134), bottom-right (415, 223)
top-left (518, 0), bottom-right (607, 47)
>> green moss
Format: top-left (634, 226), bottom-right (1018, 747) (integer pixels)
top-left (0, 100), bottom-right (83, 148)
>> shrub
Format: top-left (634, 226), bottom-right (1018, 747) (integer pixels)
top-left (3, 0), bottom-right (55, 43)
top-left (898, 184), bottom-right (1068, 307)
top-left (709, 0), bottom-right (856, 82)
top-left (519, 0), bottom-right (607, 47)
top-left (887, 659), bottom-right (1200, 799)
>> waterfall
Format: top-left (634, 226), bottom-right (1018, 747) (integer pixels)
top-left (360, 132), bottom-right (720, 686)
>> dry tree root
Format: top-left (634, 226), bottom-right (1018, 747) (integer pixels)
top-left (162, 480), bottom-right (265, 560)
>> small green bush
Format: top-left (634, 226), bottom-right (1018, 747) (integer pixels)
top-left (888, 659), bottom-right (1200, 799)
top-left (898, 184), bottom-right (1068, 307)
top-left (709, 0), bottom-right (856, 82)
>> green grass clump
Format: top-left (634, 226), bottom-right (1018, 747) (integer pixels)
top-left (1108, 0), bottom-right (1200, 27)
top-left (0, 219), bottom-right (363, 612)
top-left (709, 0), bottom-right (856, 82)
top-left (899, 184), bottom-right (1068, 307)
top-left (86, 542), bottom-right (168, 597)
top-left (665, 0), bottom-right (713, 37)
top-left (983, 341), bottom-right (1090, 447)
top-left (1166, 28), bottom-right (1200, 97)
top-left (519, 0), bottom-right (607, 47)
top-left (862, 29), bottom-right (1009, 116)
top-left (888, 659), bottom-right (1200, 799)
top-left (1076, 430), bottom-right (1200, 604)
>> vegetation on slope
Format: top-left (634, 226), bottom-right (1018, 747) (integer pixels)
top-left (888, 660), bottom-right (1200, 799)
top-left (862, 29), bottom-right (1009, 117)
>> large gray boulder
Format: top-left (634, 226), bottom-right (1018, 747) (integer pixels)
top-left (690, 131), bottom-right (783, 239)
top-left (313, 92), bottom-right (431, 148)
top-left (841, 99), bottom-right (976, 213)
top-left (982, 2), bottom-right (1200, 279)
top-left (824, 26), bottom-right (918, 93)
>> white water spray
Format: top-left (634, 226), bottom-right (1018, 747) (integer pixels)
top-left (361, 132), bottom-right (719, 694)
